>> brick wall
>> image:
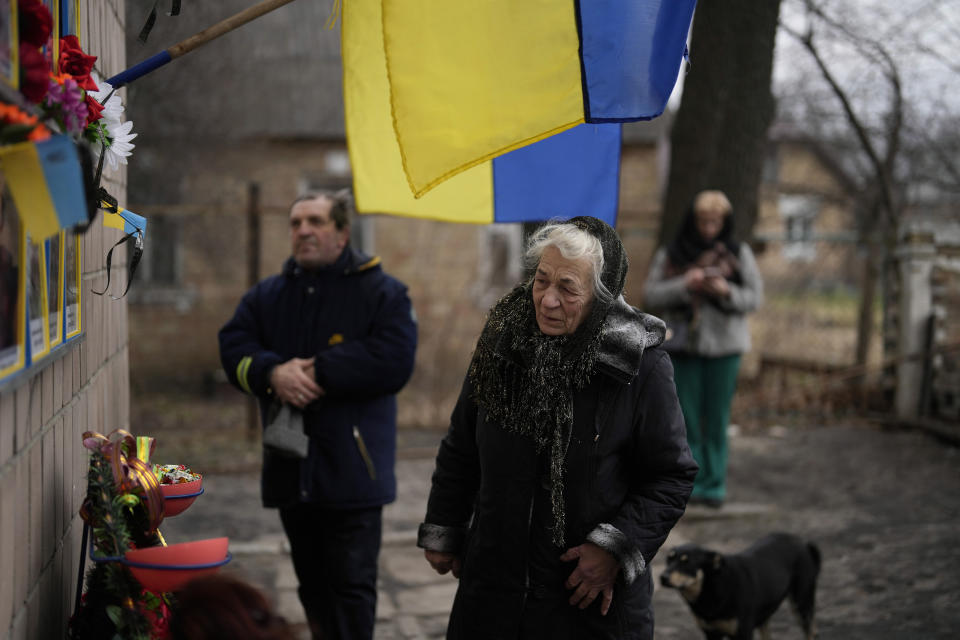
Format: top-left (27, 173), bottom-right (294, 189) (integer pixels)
top-left (0, 3), bottom-right (128, 638)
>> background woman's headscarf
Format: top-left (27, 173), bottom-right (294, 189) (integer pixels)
top-left (667, 203), bottom-right (740, 269)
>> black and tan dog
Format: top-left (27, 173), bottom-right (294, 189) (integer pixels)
top-left (659, 533), bottom-right (820, 640)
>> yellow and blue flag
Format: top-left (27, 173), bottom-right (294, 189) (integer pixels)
top-left (379, 0), bottom-right (697, 198)
top-left (0, 135), bottom-right (90, 240)
top-left (343, 0), bottom-right (639, 226)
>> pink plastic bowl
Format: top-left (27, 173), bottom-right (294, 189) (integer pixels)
top-left (125, 537), bottom-right (230, 593)
top-left (159, 477), bottom-right (203, 517)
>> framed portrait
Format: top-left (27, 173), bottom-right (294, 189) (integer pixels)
top-left (26, 234), bottom-right (49, 362)
top-left (63, 229), bottom-right (80, 339)
top-left (0, 0), bottom-right (16, 90)
top-left (0, 183), bottom-right (25, 378)
top-left (43, 0), bottom-right (59, 70)
top-left (46, 231), bottom-right (62, 348)
top-left (60, 0), bottom-right (77, 39)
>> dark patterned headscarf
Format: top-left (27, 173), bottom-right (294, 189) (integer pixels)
top-left (468, 217), bottom-right (627, 546)
top-left (667, 202), bottom-right (741, 275)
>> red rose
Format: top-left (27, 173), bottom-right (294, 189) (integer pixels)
top-left (18, 43), bottom-right (49, 103)
top-left (85, 94), bottom-right (105, 125)
top-left (18, 0), bottom-right (52, 48)
top-left (58, 35), bottom-right (98, 91)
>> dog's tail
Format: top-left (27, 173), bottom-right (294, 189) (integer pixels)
top-left (807, 542), bottom-right (821, 576)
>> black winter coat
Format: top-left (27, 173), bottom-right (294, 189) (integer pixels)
top-left (219, 248), bottom-right (417, 509)
top-left (418, 300), bottom-right (697, 640)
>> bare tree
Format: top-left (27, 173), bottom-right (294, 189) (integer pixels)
top-left (660, 0), bottom-right (784, 245)
top-left (777, 0), bottom-right (960, 365)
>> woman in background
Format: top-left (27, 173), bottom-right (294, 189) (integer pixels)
top-left (643, 190), bottom-right (763, 508)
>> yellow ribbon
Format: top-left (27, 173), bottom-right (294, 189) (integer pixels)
top-left (325, 0), bottom-right (341, 30)
top-left (82, 430), bottom-right (165, 533)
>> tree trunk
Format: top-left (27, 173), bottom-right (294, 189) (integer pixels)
top-left (856, 240), bottom-right (880, 367)
top-left (660, 0), bottom-right (782, 246)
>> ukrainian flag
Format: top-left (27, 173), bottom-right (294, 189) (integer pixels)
top-left (0, 135), bottom-right (90, 239)
top-left (343, 0), bottom-right (695, 224)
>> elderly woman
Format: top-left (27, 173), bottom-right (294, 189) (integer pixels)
top-left (643, 190), bottom-right (763, 508)
top-left (417, 217), bottom-right (697, 640)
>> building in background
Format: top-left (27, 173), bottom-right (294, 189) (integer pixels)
top-left (124, 2), bottom-right (872, 429)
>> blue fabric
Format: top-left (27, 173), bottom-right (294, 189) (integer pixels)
top-left (578, 0), bottom-right (697, 121)
top-left (492, 123), bottom-right (621, 226)
top-left (36, 136), bottom-right (88, 229)
top-left (218, 247), bottom-right (417, 509)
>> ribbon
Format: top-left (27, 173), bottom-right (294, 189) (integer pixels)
top-left (326, 0), bottom-right (341, 30)
top-left (138, 0), bottom-right (183, 43)
top-left (92, 198), bottom-right (144, 299)
top-left (82, 430), bottom-right (165, 532)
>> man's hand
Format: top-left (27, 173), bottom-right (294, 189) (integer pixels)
top-left (560, 542), bottom-right (620, 615)
top-left (424, 550), bottom-right (462, 578)
top-left (269, 357), bottom-right (325, 409)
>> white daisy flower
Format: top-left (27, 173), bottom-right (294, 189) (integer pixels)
top-left (87, 72), bottom-right (136, 170)
top-left (103, 119), bottom-right (137, 170)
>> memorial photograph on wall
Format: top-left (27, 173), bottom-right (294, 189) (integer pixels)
top-left (42, 0), bottom-right (59, 68)
top-left (61, 0), bottom-right (77, 38)
top-left (47, 231), bottom-right (62, 348)
top-left (63, 229), bottom-right (80, 338)
top-left (26, 235), bottom-right (49, 361)
top-left (0, 186), bottom-right (24, 379)
top-left (0, 0), bottom-right (16, 90)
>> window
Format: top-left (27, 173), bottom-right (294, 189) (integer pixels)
top-left (779, 195), bottom-right (819, 262)
top-left (473, 224), bottom-right (524, 308)
top-left (127, 214), bottom-right (195, 309)
top-left (139, 214), bottom-right (178, 285)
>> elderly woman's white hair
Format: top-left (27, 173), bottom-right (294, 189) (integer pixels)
top-left (525, 220), bottom-right (613, 305)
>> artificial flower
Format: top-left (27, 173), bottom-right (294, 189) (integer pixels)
top-left (45, 74), bottom-right (88, 136)
top-left (85, 93), bottom-right (105, 125)
top-left (86, 72), bottom-right (137, 170)
top-left (18, 42), bottom-right (49, 103)
top-left (100, 119), bottom-right (136, 170)
top-left (0, 103), bottom-right (51, 142)
top-left (58, 35), bottom-right (98, 92)
top-left (17, 0), bottom-right (52, 48)
top-left (88, 73), bottom-right (123, 122)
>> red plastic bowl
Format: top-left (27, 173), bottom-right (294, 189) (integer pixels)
top-left (125, 537), bottom-right (230, 593)
top-left (159, 477), bottom-right (203, 517)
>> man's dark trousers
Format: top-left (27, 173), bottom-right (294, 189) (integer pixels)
top-left (280, 504), bottom-right (383, 640)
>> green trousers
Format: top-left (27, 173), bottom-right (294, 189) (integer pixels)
top-left (670, 353), bottom-right (742, 501)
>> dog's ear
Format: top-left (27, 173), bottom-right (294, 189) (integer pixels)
top-left (710, 552), bottom-right (724, 570)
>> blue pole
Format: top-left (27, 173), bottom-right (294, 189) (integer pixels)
top-left (106, 51), bottom-right (172, 89)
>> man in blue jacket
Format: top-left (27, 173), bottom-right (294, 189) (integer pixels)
top-left (219, 190), bottom-right (417, 640)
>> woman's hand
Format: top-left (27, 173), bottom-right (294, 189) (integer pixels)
top-left (560, 542), bottom-right (620, 615)
top-left (702, 275), bottom-right (731, 298)
top-left (425, 550), bottom-right (462, 578)
top-left (683, 267), bottom-right (705, 292)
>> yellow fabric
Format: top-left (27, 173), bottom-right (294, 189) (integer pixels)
top-left (382, 0), bottom-right (585, 197)
top-left (342, 0), bottom-right (493, 222)
top-left (0, 142), bottom-right (61, 240)
top-left (102, 204), bottom-right (126, 231)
